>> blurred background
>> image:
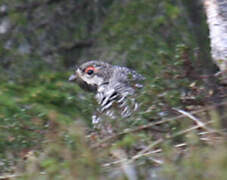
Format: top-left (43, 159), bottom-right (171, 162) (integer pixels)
top-left (0, 0), bottom-right (226, 179)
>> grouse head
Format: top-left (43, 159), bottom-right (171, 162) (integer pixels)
top-left (69, 61), bottom-right (113, 92)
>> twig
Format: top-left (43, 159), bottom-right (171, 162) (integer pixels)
top-left (103, 149), bottom-right (163, 168)
top-left (92, 101), bottom-right (227, 148)
top-left (172, 107), bottom-right (213, 132)
top-left (102, 122), bottom-right (212, 168)
top-left (170, 121), bottom-right (213, 138)
top-left (130, 139), bottom-right (163, 161)
top-left (173, 108), bottom-right (205, 126)
top-left (92, 114), bottom-right (197, 148)
top-left (0, 174), bottom-right (21, 179)
top-left (175, 143), bottom-right (187, 148)
top-left (133, 122), bottom-right (212, 161)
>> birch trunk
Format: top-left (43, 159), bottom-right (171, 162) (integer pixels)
top-left (203, 0), bottom-right (227, 83)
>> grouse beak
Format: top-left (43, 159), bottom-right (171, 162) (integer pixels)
top-left (68, 74), bottom-right (77, 81)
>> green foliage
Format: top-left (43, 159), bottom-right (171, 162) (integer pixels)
top-left (161, 144), bottom-right (227, 180)
top-left (0, 0), bottom-right (226, 179)
top-left (0, 69), bottom-right (96, 173)
top-left (20, 122), bottom-right (101, 180)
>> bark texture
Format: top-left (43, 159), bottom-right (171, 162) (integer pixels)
top-left (203, 0), bottom-right (227, 82)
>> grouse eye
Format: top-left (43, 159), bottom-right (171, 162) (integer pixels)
top-left (85, 66), bottom-right (95, 75)
top-left (87, 69), bottom-right (94, 75)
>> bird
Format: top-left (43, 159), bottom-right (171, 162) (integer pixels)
top-left (69, 60), bottom-right (145, 129)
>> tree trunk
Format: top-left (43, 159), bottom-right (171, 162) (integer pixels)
top-left (203, 0), bottom-right (227, 83)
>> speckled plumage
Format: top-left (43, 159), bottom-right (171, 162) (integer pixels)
top-left (69, 60), bottom-right (145, 127)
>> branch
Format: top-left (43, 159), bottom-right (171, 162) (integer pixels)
top-left (102, 122), bottom-right (212, 168)
top-left (91, 101), bottom-right (227, 148)
top-left (0, 174), bottom-right (21, 179)
top-left (172, 107), bottom-right (214, 132)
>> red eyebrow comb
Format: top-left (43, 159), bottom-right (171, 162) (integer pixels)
top-left (85, 66), bottom-right (96, 73)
